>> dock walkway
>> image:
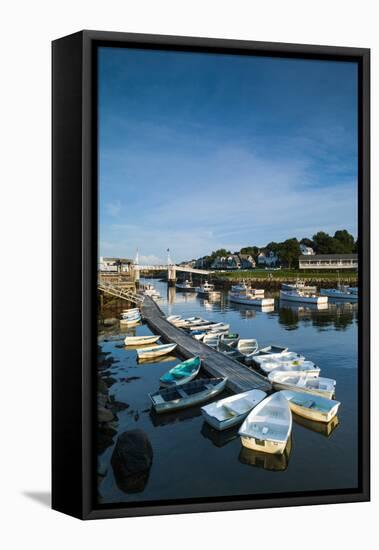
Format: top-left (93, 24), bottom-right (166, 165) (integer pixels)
top-left (141, 296), bottom-right (272, 394)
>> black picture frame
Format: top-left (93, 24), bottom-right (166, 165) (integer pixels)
top-left (52, 30), bottom-right (370, 520)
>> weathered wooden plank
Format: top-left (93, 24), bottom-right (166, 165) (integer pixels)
top-left (141, 296), bottom-right (272, 393)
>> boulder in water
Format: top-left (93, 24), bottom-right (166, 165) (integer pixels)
top-left (111, 429), bottom-right (153, 493)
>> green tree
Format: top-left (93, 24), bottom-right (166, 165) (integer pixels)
top-left (312, 231), bottom-right (333, 254)
top-left (333, 229), bottom-right (355, 253)
top-left (300, 237), bottom-right (314, 249)
top-left (278, 238), bottom-right (299, 268)
top-left (240, 246), bottom-right (259, 258)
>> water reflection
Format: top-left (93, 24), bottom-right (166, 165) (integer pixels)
top-left (239, 437), bottom-right (292, 472)
top-left (200, 422), bottom-right (240, 448)
top-left (278, 301), bottom-right (358, 332)
top-left (149, 405), bottom-right (203, 427)
top-left (293, 413), bottom-right (340, 438)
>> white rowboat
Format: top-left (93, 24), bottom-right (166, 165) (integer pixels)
top-left (281, 390), bottom-right (340, 423)
top-left (149, 377), bottom-right (228, 413)
top-left (137, 343), bottom-right (177, 360)
top-left (268, 371), bottom-right (336, 399)
top-left (124, 335), bottom-right (160, 346)
top-left (201, 389), bottom-right (267, 431)
top-left (239, 392), bottom-right (292, 455)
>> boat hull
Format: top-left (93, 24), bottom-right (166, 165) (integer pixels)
top-left (137, 343), bottom-right (177, 359)
top-left (272, 381), bottom-right (335, 400)
top-left (280, 290), bottom-right (328, 304)
top-left (151, 378), bottom-right (227, 413)
top-left (287, 399), bottom-right (340, 423)
top-left (229, 294), bottom-right (274, 306)
top-left (240, 435), bottom-right (287, 455)
top-left (124, 335), bottom-right (160, 346)
top-left (320, 289), bottom-right (358, 301)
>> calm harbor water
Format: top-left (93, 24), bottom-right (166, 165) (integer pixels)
top-left (97, 277), bottom-right (359, 505)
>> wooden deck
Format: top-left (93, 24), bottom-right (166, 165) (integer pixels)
top-left (141, 296), bottom-right (272, 394)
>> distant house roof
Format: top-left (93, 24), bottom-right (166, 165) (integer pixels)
top-left (299, 254), bottom-right (358, 260)
top-left (102, 257), bottom-right (133, 263)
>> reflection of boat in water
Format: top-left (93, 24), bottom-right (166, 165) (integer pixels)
top-left (149, 404), bottom-right (203, 427)
top-left (239, 437), bottom-right (292, 471)
top-left (280, 302), bottom-right (329, 313)
top-left (292, 412), bottom-right (340, 438)
top-left (136, 354), bottom-right (178, 365)
top-left (200, 421), bottom-right (240, 447)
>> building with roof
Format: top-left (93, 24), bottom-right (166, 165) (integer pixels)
top-left (299, 254), bottom-right (358, 270)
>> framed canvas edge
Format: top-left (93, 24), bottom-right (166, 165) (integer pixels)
top-left (53, 30), bottom-right (370, 520)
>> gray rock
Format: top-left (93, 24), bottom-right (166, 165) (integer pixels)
top-left (111, 429), bottom-right (153, 493)
top-left (103, 318), bottom-right (118, 326)
top-left (98, 406), bottom-right (114, 423)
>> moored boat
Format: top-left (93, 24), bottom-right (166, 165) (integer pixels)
top-left (159, 356), bottom-right (201, 387)
top-left (196, 281), bottom-right (221, 298)
top-left (282, 280), bottom-right (317, 293)
top-left (258, 355), bottom-right (319, 376)
top-left (221, 333), bottom-right (240, 346)
top-left (280, 289), bottom-right (328, 305)
top-left (229, 292), bottom-right (275, 307)
top-left (268, 371), bottom-right (336, 399)
top-left (281, 390), bottom-right (340, 423)
top-left (149, 377), bottom-right (228, 413)
top-left (201, 389), bottom-right (266, 431)
top-left (137, 342), bottom-right (177, 360)
top-left (203, 333), bottom-right (221, 348)
top-left (320, 286), bottom-right (358, 301)
top-left (175, 279), bottom-right (196, 292)
top-left (239, 392), bottom-right (292, 455)
top-left (120, 315), bottom-right (141, 326)
top-left (236, 338), bottom-right (259, 359)
top-left (124, 334), bottom-right (160, 346)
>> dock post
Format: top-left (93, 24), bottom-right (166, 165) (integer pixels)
top-left (167, 265), bottom-right (176, 286)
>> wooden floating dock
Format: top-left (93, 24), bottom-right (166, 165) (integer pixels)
top-left (141, 296), bottom-right (272, 394)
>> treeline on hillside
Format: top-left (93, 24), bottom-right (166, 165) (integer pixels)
top-left (193, 230), bottom-right (357, 269)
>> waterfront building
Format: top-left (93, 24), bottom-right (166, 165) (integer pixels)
top-left (299, 253), bottom-right (358, 270)
top-left (257, 249), bottom-right (280, 267)
top-left (99, 257), bottom-right (133, 273)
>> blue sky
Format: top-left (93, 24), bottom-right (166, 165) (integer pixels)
top-left (99, 47), bottom-right (358, 264)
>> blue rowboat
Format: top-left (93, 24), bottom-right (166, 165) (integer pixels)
top-left (160, 356), bottom-right (201, 387)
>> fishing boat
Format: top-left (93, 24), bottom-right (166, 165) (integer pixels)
top-left (280, 289), bottom-right (328, 305)
top-left (239, 392), bottom-right (292, 455)
top-left (231, 282), bottom-right (265, 295)
top-left (137, 342), bottom-right (177, 360)
top-left (281, 390), bottom-right (340, 423)
top-left (149, 377), bottom-right (228, 413)
top-left (259, 357), bottom-right (320, 376)
top-left (142, 283), bottom-right (161, 298)
top-left (320, 285), bottom-right (358, 301)
top-left (124, 334), bottom-right (160, 346)
top-left (196, 281), bottom-right (220, 298)
top-left (268, 371), bottom-right (336, 399)
top-left (160, 356), bottom-right (201, 387)
top-left (228, 291), bottom-right (275, 307)
top-left (282, 280), bottom-right (317, 293)
top-left (348, 286), bottom-right (358, 295)
top-left (175, 279), bottom-right (196, 292)
top-left (121, 308), bottom-right (140, 316)
top-left (120, 310), bottom-right (141, 320)
top-left (201, 389), bottom-right (266, 431)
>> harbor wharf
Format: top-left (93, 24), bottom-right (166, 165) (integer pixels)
top-left (141, 295), bottom-right (272, 394)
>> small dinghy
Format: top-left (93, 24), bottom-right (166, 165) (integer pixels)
top-left (281, 390), bottom-right (341, 423)
top-left (253, 350), bottom-right (303, 368)
top-left (137, 342), bottom-right (177, 360)
top-left (221, 333), bottom-right (240, 346)
top-left (160, 356), bottom-right (201, 387)
top-left (167, 315), bottom-right (182, 323)
top-left (121, 308), bottom-right (140, 316)
top-left (259, 356), bottom-right (320, 376)
top-left (191, 330), bottom-right (206, 341)
top-left (239, 392), bottom-right (292, 455)
top-left (124, 334), bottom-right (160, 346)
top-left (268, 371), bottom-right (336, 399)
top-left (120, 315), bottom-right (141, 326)
top-left (149, 377), bottom-right (227, 413)
top-left (203, 333), bottom-right (221, 348)
top-left (237, 339), bottom-right (259, 358)
top-left (201, 389), bottom-right (266, 431)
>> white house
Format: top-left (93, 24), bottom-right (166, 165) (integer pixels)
top-left (257, 250), bottom-right (279, 267)
top-left (98, 257), bottom-right (132, 273)
top-left (299, 243), bottom-right (315, 255)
